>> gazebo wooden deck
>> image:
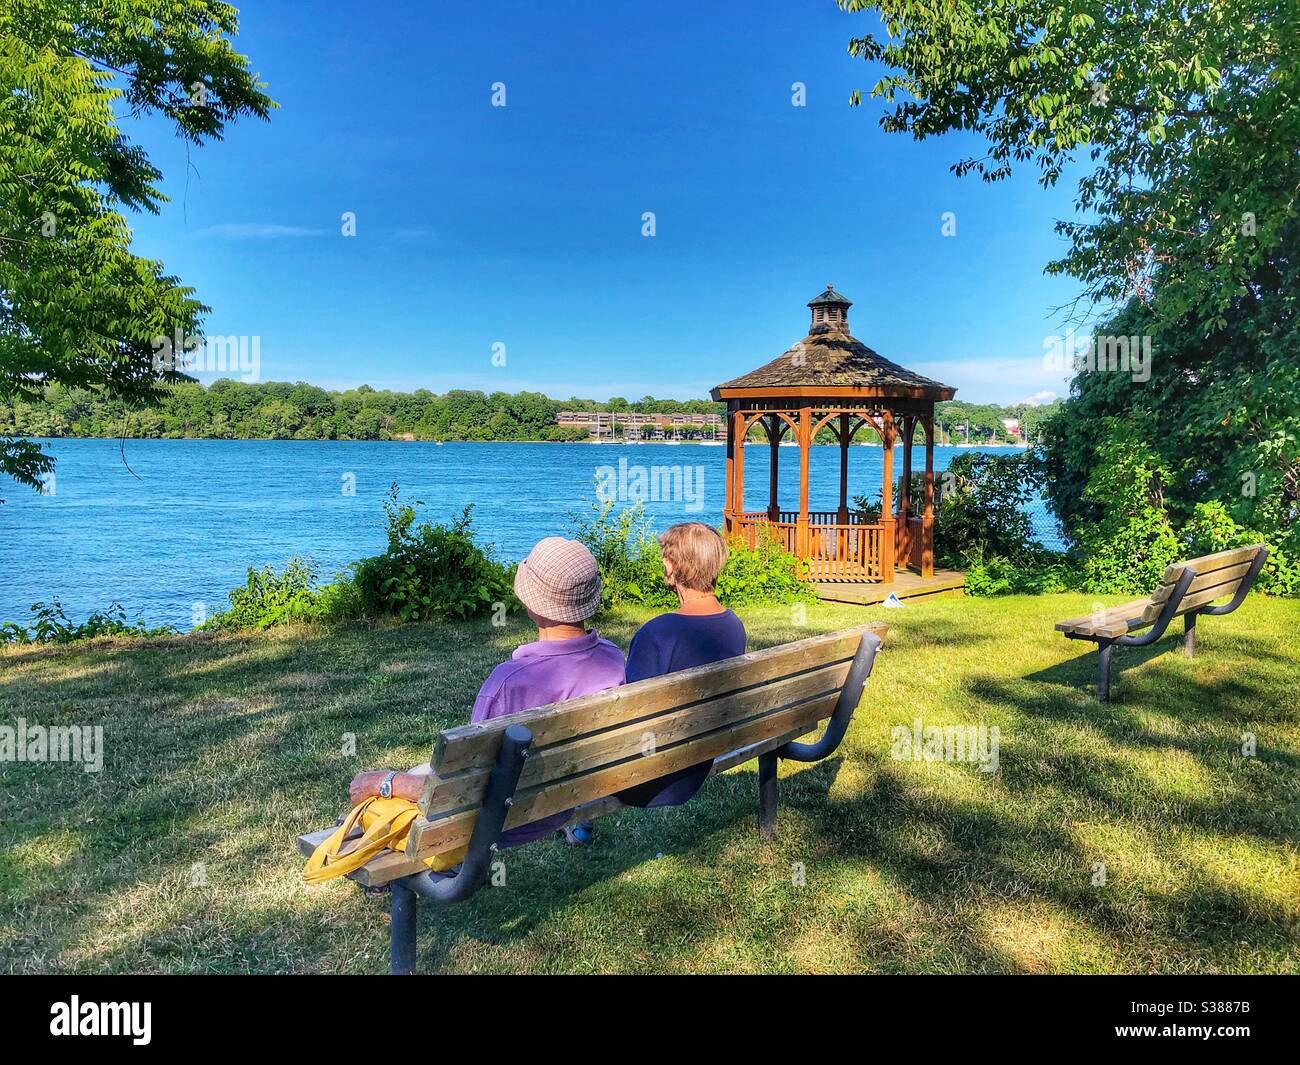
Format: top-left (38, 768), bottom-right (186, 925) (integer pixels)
top-left (711, 286), bottom-right (957, 585)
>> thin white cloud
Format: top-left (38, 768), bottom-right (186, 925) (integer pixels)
top-left (192, 223), bottom-right (326, 240)
top-left (1022, 390), bottom-right (1058, 406)
top-left (390, 227), bottom-right (438, 244)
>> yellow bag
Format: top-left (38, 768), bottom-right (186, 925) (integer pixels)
top-left (302, 796), bottom-right (466, 884)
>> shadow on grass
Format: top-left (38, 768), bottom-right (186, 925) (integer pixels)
top-left (3, 599), bottom-right (1296, 973)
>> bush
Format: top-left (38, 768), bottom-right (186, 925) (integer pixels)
top-left (865, 450), bottom-right (1080, 598)
top-left (961, 549), bottom-right (1082, 597)
top-left (1077, 426), bottom-right (1180, 595)
top-left (716, 532), bottom-right (815, 606)
top-left (573, 500), bottom-right (675, 610)
top-left (1, 599), bottom-right (175, 644)
top-left (1181, 500), bottom-right (1300, 597)
top-left (573, 501), bottom-right (814, 611)
top-left (205, 557), bottom-right (340, 630)
top-left (930, 451), bottom-right (1041, 567)
top-left (350, 485), bottom-right (516, 622)
top-left (205, 486), bottom-right (517, 631)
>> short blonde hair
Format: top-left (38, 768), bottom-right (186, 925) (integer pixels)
top-left (659, 522), bottom-right (728, 592)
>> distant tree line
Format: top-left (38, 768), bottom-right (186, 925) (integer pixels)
top-left (933, 400), bottom-right (1061, 445)
top-left (0, 381), bottom-right (717, 443)
top-left (2, 382), bottom-right (1066, 447)
top-left (1, 379), bottom-right (1058, 446)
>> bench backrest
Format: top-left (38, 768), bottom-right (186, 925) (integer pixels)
top-left (404, 622), bottom-right (887, 863)
top-left (1146, 544), bottom-right (1267, 621)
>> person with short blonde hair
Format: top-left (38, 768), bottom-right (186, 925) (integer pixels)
top-left (657, 521), bottom-right (728, 592)
top-left (615, 521), bottom-right (747, 809)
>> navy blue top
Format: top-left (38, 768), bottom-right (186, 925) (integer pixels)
top-left (616, 609), bottom-right (748, 808)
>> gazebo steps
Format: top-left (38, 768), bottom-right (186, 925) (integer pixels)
top-left (813, 568), bottom-right (965, 606)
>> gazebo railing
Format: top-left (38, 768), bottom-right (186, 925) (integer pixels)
top-left (733, 513), bottom-right (883, 581)
top-left (735, 512), bottom-right (797, 555)
top-left (806, 522), bottom-right (882, 581)
top-left (776, 510), bottom-right (875, 527)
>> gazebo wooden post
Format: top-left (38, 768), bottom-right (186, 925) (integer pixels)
top-left (732, 408), bottom-right (747, 524)
top-left (724, 403), bottom-right (736, 533)
top-left (900, 414), bottom-right (914, 569)
top-left (796, 405), bottom-right (811, 559)
top-left (767, 414), bottom-right (781, 522)
top-left (879, 410), bottom-right (896, 583)
top-left (922, 413), bottom-right (935, 577)
top-left (837, 413), bottom-right (851, 523)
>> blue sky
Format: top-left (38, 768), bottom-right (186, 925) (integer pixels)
top-left (128, 1), bottom-right (1087, 405)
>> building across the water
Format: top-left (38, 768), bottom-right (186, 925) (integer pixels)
top-left (555, 410), bottom-right (727, 441)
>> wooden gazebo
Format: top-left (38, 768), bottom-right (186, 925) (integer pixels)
top-left (712, 286), bottom-right (956, 584)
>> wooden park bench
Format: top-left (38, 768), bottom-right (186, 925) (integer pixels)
top-left (297, 622), bottom-right (886, 974)
top-left (1055, 545), bottom-right (1269, 701)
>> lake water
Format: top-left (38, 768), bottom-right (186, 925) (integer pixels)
top-left (1, 438), bottom-right (1059, 630)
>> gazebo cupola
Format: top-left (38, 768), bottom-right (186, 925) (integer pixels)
top-left (712, 285), bottom-right (957, 584)
top-left (807, 284), bottom-right (852, 332)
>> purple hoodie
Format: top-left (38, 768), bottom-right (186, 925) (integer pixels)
top-left (471, 630), bottom-right (625, 845)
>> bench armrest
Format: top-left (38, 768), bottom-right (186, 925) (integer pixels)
top-left (402, 723), bottom-right (532, 904)
top-left (778, 631), bottom-right (882, 763)
top-left (1115, 567), bottom-right (1194, 647)
top-left (1196, 546), bottom-right (1269, 616)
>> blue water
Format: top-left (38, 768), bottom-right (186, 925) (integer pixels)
top-left (0, 438), bottom-right (1056, 630)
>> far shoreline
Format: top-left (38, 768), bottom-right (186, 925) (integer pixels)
top-left (19, 435), bottom-right (1030, 449)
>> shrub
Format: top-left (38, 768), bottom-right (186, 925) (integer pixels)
top-left (205, 557), bottom-right (336, 630)
top-left (573, 500), bottom-right (674, 609)
top-left (858, 450), bottom-right (1081, 598)
top-left (1077, 427), bottom-right (1180, 595)
top-left (1181, 500), bottom-right (1300, 597)
top-left (573, 500), bottom-right (814, 611)
top-left (932, 451), bottom-right (1041, 567)
top-left (350, 485), bottom-right (516, 622)
top-left (716, 532), bottom-right (815, 606)
top-left (1, 599), bottom-right (175, 644)
top-left (961, 549), bottom-right (1082, 597)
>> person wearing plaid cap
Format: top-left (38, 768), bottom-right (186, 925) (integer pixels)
top-left (348, 537), bottom-right (624, 848)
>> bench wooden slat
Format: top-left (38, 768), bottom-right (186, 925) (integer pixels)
top-left (1159, 544), bottom-right (1261, 583)
top-left (1175, 578), bottom-right (1250, 615)
top-left (419, 658), bottom-right (852, 819)
top-left (297, 721), bottom-right (822, 887)
top-left (431, 627), bottom-right (871, 775)
top-left (406, 690), bottom-right (840, 862)
top-left (1149, 559), bottom-right (1253, 607)
top-left (1056, 598), bottom-right (1153, 635)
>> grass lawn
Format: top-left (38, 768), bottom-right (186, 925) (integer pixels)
top-left (2, 592), bottom-right (1297, 974)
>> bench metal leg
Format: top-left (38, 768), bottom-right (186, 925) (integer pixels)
top-left (758, 751), bottom-right (778, 840)
top-left (1184, 613), bottom-right (1197, 658)
top-left (1097, 642), bottom-right (1114, 702)
top-left (390, 881), bottom-right (418, 976)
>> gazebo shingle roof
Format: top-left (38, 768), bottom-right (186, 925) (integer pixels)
top-left (712, 335), bottom-right (953, 395)
top-left (710, 286), bottom-right (955, 400)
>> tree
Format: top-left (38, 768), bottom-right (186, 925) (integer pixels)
top-left (843, 1), bottom-right (1299, 549)
top-left (842, 1), bottom-right (1298, 316)
top-left (0, 0), bottom-right (274, 495)
top-left (1040, 234), bottom-right (1300, 544)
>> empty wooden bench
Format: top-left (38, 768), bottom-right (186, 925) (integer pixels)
top-left (297, 621), bottom-right (885, 974)
top-left (1055, 545), bottom-right (1269, 700)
